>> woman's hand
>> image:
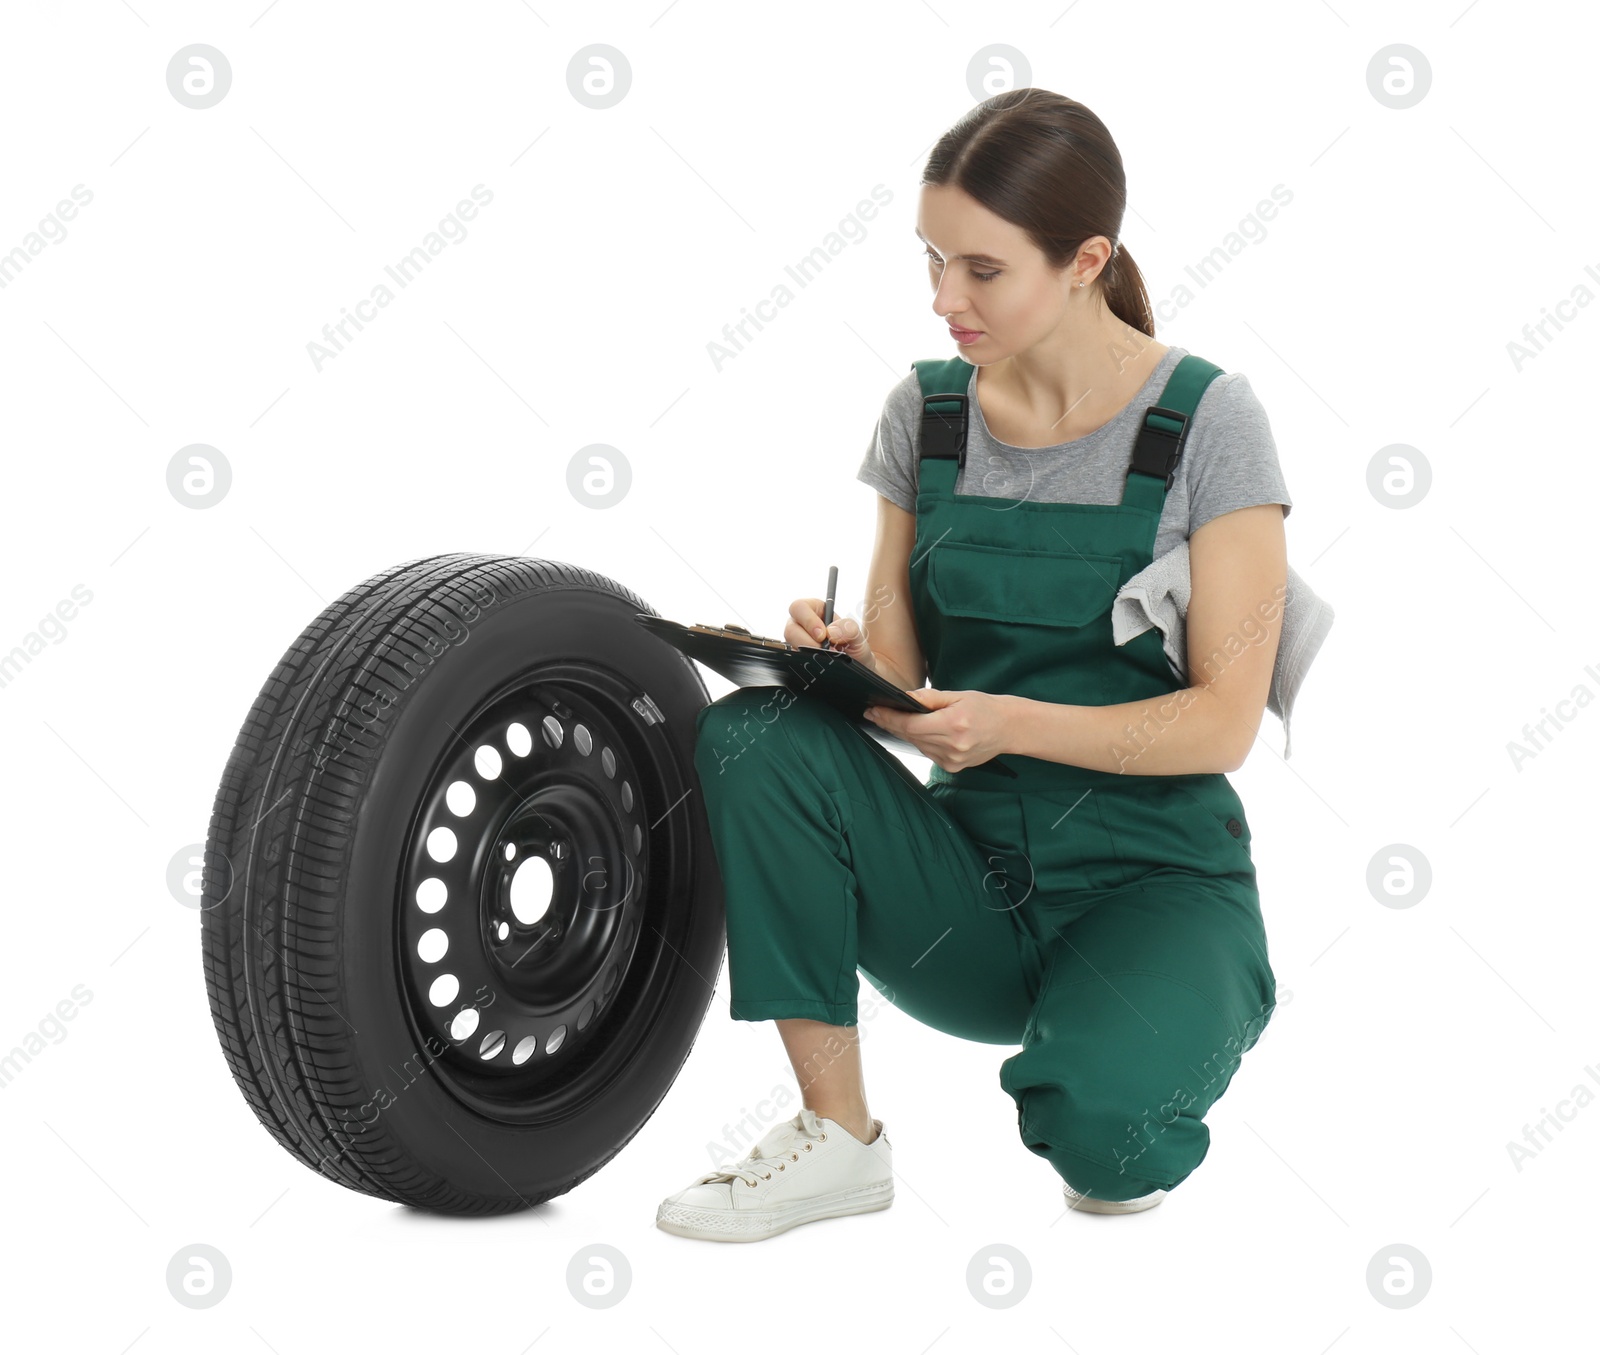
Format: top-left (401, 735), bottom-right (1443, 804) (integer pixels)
top-left (863, 688), bottom-right (1015, 772)
top-left (785, 598), bottom-right (877, 672)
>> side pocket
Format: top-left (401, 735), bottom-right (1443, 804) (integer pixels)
top-left (1172, 778), bottom-right (1253, 861)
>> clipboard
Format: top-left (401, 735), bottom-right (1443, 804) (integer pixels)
top-left (634, 613), bottom-right (1018, 778)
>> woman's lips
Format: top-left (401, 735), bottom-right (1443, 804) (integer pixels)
top-left (948, 324), bottom-right (983, 344)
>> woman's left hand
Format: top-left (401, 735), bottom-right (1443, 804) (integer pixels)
top-left (863, 688), bottom-right (1014, 772)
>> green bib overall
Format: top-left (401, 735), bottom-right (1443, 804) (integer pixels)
top-left (693, 352), bottom-right (1278, 1201)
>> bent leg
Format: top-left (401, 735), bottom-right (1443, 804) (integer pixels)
top-left (999, 878), bottom-right (1277, 1200)
top-left (694, 686), bottom-right (1042, 1045)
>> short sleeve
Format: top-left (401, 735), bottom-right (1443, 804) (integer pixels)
top-left (1182, 371), bottom-right (1292, 535)
top-left (855, 369), bottom-right (923, 514)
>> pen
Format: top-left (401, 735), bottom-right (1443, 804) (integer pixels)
top-left (818, 565), bottom-right (837, 650)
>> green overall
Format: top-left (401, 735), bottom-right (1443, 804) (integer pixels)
top-left (693, 353), bottom-right (1277, 1202)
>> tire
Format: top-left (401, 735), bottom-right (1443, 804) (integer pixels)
top-left (199, 553), bottom-right (724, 1214)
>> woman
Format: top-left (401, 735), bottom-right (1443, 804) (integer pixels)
top-left (657, 88), bottom-right (1290, 1242)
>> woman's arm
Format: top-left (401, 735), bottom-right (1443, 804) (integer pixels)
top-left (1004, 503), bottom-right (1288, 775)
top-left (857, 495), bottom-right (927, 692)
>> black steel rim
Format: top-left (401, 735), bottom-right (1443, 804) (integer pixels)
top-left (394, 660), bottom-right (687, 1124)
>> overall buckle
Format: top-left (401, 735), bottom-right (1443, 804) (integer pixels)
top-left (920, 393), bottom-right (969, 470)
top-left (1130, 405), bottom-right (1190, 488)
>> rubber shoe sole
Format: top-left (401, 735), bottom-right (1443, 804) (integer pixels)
top-left (1063, 1182), bottom-right (1167, 1214)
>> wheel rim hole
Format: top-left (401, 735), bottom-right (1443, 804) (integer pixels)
top-left (474, 744), bottom-right (503, 780)
top-left (546, 1023), bottom-right (567, 1055)
top-left (450, 1007), bottom-right (480, 1041)
top-left (416, 877), bottom-right (447, 913)
top-left (541, 715), bottom-right (563, 748)
top-left (426, 827), bottom-right (457, 863)
top-left (479, 1030), bottom-right (505, 1060)
top-left (504, 842), bottom-right (516, 861)
top-left (509, 856), bottom-right (554, 926)
top-left (506, 722), bottom-right (533, 758)
top-left (574, 723), bottom-right (592, 756)
top-left (417, 927), bottom-right (449, 964)
top-left (428, 973), bottom-right (460, 1007)
top-left (512, 1035), bottom-right (538, 1065)
top-left (496, 921), bottom-right (509, 940)
top-left (445, 779), bottom-right (475, 817)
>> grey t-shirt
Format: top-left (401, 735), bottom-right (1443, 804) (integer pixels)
top-left (856, 345), bottom-right (1291, 561)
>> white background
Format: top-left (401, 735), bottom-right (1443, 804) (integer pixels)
top-left (1, 1), bottom-right (1595, 1351)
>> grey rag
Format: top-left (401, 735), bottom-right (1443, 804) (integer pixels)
top-left (1111, 541), bottom-right (1334, 758)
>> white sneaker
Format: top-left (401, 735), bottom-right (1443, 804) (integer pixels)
top-left (1062, 1181), bottom-right (1168, 1214)
top-left (656, 1106), bottom-right (893, 1242)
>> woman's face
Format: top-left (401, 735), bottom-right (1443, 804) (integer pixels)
top-left (917, 182), bottom-right (1086, 360)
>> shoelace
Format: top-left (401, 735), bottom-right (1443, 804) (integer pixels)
top-left (698, 1107), bottom-right (829, 1188)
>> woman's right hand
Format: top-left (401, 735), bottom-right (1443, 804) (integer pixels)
top-left (785, 598), bottom-right (877, 672)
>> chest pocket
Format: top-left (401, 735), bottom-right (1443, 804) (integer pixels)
top-left (926, 540), bottom-right (1124, 628)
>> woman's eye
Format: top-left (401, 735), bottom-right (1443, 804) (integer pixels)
top-left (924, 249), bottom-right (998, 283)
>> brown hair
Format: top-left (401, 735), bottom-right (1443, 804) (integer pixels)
top-left (922, 88), bottom-right (1154, 337)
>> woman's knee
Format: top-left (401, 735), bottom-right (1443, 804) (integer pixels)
top-left (1005, 1066), bottom-right (1203, 1197)
top-left (693, 685), bottom-right (826, 782)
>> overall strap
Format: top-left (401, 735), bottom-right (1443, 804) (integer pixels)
top-left (1121, 353), bottom-right (1225, 511)
top-left (912, 357), bottom-right (973, 470)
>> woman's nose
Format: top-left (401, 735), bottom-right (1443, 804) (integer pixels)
top-left (931, 278), bottom-right (967, 321)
